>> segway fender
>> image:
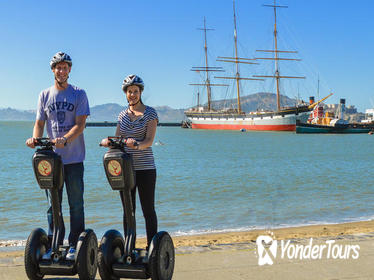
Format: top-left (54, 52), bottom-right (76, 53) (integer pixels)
top-left (29, 228), bottom-right (48, 264)
top-left (100, 229), bottom-right (124, 267)
top-left (148, 231), bottom-right (175, 280)
top-left (75, 229), bottom-right (94, 265)
top-left (24, 227), bottom-right (48, 280)
top-left (75, 229), bottom-right (98, 280)
top-left (147, 231), bottom-right (166, 260)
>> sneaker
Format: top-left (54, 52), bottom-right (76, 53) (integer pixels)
top-left (42, 248), bottom-right (52, 260)
top-left (65, 247), bottom-right (76, 261)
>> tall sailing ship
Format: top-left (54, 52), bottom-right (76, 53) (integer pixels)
top-left (185, 0), bottom-right (330, 131)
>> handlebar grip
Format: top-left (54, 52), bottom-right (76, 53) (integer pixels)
top-left (99, 137), bottom-right (137, 149)
top-left (34, 138), bottom-right (55, 147)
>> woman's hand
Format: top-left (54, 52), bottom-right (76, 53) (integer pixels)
top-left (100, 138), bottom-right (110, 147)
top-left (125, 138), bottom-right (139, 149)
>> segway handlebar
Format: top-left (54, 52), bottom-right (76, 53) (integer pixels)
top-left (99, 136), bottom-right (139, 150)
top-left (34, 137), bottom-right (55, 148)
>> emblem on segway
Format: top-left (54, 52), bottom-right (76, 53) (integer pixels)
top-left (108, 160), bottom-right (122, 176)
top-left (38, 160), bottom-right (52, 176)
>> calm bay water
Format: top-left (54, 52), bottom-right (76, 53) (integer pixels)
top-left (1, 121), bottom-right (374, 245)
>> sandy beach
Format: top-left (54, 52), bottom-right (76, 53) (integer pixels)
top-left (1, 220), bottom-right (374, 279)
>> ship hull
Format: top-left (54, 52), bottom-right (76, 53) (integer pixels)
top-left (186, 109), bottom-right (310, 131)
top-left (296, 121), bottom-right (374, 134)
top-left (191, 123), bottom-right (295, 131)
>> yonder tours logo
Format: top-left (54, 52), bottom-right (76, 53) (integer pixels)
top-left (255, 234), bottom-right (360, 266)
top-left (256, 235), bottom-right (278, 265)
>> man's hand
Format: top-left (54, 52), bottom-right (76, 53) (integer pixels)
top-left (25, 137), bottom-right (36, 148)
top-left (53, 137), bottom-right (67, 148)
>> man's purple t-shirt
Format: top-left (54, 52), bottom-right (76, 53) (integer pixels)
top-left (36, 84), bottom-right (90, 164)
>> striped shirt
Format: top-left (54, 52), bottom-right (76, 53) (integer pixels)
top-left (118, 106), bottom-right (158, 170)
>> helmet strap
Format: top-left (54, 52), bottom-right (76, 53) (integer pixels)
top-left (127, 98), bottom-right (140, 107)
top-left (126, 94), bottom-right (143, 106)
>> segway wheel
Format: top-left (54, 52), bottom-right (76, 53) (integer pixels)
top-left (149, 232), bottom-right (175, 280)
top-left (76, 230), bottom-right (98, 280)
top-left (98, 230), bottom-right (125, 280)
top-left (24, 228), bottom-right (48, 280)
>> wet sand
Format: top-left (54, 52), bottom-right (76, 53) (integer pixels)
top-left (1, 220), bottom-right (374, 279)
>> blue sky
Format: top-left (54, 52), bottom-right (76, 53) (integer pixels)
top-left (0, 0), bottom-right (373, 112)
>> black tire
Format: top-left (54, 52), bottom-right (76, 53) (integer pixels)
top-left (24, 228), bottom-right (48, 280)
top-left (97, 230), bottom-right (125, 280)
top-left (76, 230), bottom-right (98, 280)
top-left (149, 232), bottom-right (175, 280)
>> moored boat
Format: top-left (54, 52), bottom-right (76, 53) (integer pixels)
top-left (296, 99), bottom-right (374, 134)
top-left (296, 120), bottom-right (374, 134)
top-left (188, 106), bottom-right (311, 131)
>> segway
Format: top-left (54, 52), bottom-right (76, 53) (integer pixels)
top-left (98, 137), bottom-right (175, 280)
top-left (24, 138), bottom-right (98, 280)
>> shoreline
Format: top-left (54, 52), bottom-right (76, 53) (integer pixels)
top-left (2, 219), bottom-right (374, 257)
top-left (166, 219), bottom-right (374, 248)
top-left (2, 217), bottom-right (374, 248)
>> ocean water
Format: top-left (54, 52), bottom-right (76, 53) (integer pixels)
top-left (1, 121), bottom-right (374, 246)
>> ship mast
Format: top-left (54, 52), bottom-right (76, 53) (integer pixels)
top-left (273, 1), bottom-right (281, 111)
top-left (202, 17), bottom-right (212, 109)
top-left (190, 17), bottom-right (228, 111)
top-left (197, 90), bottom-right (200, 110)
top-left (233, 1), bottom-right (241, 113)
top-left (216, 0), bottom-right (263, 114)
top-left (254, 0), bottom-right (305, 111)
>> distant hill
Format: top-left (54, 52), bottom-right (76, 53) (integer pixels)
top-left (0, 104), bottom-right (186, 122)
top-left (88, 103), bottom-right (185, 122)
top-left (89, 103), bottom-right (123, 121)
top-left (153, 106), bottom-right (185, 122)
top-left (0, 108), bottom-right (36, 121)
top-left (210, 92), bottom-right (301, 112)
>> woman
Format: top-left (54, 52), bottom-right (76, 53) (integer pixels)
top-left (100, 74), bottom-right (158, 246)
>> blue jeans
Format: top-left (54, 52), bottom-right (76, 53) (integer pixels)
top-left (46, 162), bottom-right (85, 247)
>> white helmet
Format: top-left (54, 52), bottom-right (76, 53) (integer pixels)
top-left (122, 74), bottom-right (144, 92)
top-left (50, 52), bottom-right (72, 69)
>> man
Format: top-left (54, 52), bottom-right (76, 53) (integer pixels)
top-left (26, 52), bottom-right (90, 260)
